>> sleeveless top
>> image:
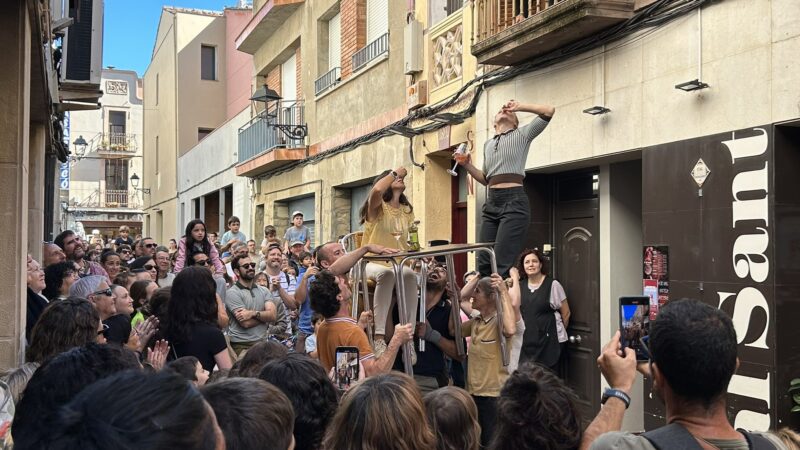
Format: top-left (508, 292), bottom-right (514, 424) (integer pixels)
top-left (362, 202), bottom-right (414, 260)
top-left (519, 276), bottom-right (561, 370)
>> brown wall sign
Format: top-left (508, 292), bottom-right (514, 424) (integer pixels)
top-left (642, 125), bottom-right (799, 430)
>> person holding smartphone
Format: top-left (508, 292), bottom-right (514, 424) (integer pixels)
top-left (455, 100), bottom-right (554, 278)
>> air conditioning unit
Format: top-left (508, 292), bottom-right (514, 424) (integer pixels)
top-left (404, 20), bottom-right (423, 75)
top-left (62, 0), bottom-right (104, 86)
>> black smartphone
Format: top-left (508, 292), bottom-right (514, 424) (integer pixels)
top-left (335, 346), bottom-right (359, 391)
top-left (619, 296), bottom-right (651, 361)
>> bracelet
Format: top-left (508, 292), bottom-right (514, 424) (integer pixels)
top-left (601, 388), bottom-right (631, 409)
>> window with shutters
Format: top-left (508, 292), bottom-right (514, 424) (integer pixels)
top-left (315, 10), bottom-right (342, 96)
top-left (352, 0), bottom-right (389, 73)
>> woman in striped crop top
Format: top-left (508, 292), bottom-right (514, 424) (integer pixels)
top-left (456, 99), bottom-right (555, 277)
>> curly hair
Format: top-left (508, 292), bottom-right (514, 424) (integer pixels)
top-left (323, 372), bottom-right (435, 450)
top-left (308, 270), bottom-right (342, 319)
top-left (26, 297), bottom-right (100, 363)
top-left (165, 267), bottom-right (219, 344)
top-left (424, 387), bottom-right (480, 450)
top-left (516, 248), bottom-right (549, 277)
top-left (42, 262), bottom-right (77, 301)
top-left (490, 363), bottom-right (582, 450)
top-left (259, 353), bottom-right (338, 450)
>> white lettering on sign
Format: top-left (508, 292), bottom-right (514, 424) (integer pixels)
top-left (718, 128), bottom-right (772, 431)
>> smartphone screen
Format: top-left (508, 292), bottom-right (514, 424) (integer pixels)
top-left (335, 346), bottom-right (359, 391)
top-left (619, 296), bottom-right (651, 361)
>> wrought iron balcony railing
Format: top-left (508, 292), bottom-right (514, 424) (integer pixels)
top-left (238, 100), bottom-right (306, 164)
top-left (314, 67), bottom-right (342, 96)
top-left (97, 132), bottom-right (137, 154)
top-left (352, 32), bottom-right (389, 73)
top-left (72, 188), bottom-right (142, 209)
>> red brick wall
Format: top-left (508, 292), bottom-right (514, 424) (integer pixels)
top-left (295, 46), bottom-right (303, 100)
top-left (340, 0), bottom-right (366, 79)
top-left (267, 65), bottom-right (281, 96)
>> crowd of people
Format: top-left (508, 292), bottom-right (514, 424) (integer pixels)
top-left (3, 101), bottom-right (798, 450)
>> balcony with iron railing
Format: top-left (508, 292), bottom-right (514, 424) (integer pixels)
top-left (353, 32), bottom-right (390, 73)
top-left (236, 100), bottom-right (309, 177)
top-left (315, 66), bottom-right (341, 96)
top-left (96, 132), bottom-right (138, 157)
top-left (472, 0), bottom-right (635, 66)
top-left (70, 188), bottom-right (142, 209)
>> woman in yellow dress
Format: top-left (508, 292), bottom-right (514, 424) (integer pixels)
top-left (359, 166), bottom-right (419, 357)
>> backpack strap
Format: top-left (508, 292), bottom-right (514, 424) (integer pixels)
top-left (738, 429), bottom-right (780, 450)
top-left (642, 423), bottom-right (704, 450)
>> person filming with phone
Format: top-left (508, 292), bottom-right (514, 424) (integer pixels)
top-left (582, 299), bottom-right (786, 450)
top-left (309, 270), bottom-right (414, 378)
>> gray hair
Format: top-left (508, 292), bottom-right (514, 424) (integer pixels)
top-left (69, 275), bottom-right (106, 299)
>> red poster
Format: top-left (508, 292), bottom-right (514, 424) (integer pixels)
top-left (643, 246), bottom-right (669, 320)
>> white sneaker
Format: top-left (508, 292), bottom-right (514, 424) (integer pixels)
top-left (373, 338), bottom-right (387, 358)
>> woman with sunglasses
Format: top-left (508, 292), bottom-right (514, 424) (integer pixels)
top-left (174, 219), bottom-right (225, 277)
top-left (455, 100), bottom-right (554, 278)
top-left (128, 256), bottom-right (158, 282)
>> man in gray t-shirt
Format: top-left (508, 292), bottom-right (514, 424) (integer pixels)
top-left (224, 255), bottom-right (277, 356)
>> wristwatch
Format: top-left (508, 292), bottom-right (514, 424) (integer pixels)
top-left (255, 311), bottom-right (261, 322)
top-left (601, 388), bottom-right (631, 409)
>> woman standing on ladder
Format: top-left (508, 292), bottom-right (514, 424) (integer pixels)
top-left (456, 99), bottom-right (555, 277)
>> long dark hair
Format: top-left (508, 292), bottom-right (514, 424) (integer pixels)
top-left (165, 267), bottom-right (218, 344)
top-left (184, 219), bottom-right (212, 256)
top-left (358, 170), bottom-right (413, 225)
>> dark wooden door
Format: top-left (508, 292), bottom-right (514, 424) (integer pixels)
top-left (554, 171), bottom-right (601, 424)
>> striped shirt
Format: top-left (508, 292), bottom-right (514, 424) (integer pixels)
top-left (483, 116), bottom-right (551, 181)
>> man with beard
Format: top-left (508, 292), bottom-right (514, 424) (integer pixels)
top-left (54, 230), bottom-right (109, 281)
top-left (261, 244), bottom-right (296, 340)
top-left (397, 264), bottom-right (463, 393)
top-left (224, 255), bottom-right (279, 356)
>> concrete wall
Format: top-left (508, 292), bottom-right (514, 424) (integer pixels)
top-left (143, 9), bottom-right (180, 242)
top-left (175, 12), bottom-right (227, 156)
top-left (178, 108), bottom-right (253, 237)
top-left (224, 8), bottom-right (255, 120)
top-left (474, 0), bottom-right (800, 170)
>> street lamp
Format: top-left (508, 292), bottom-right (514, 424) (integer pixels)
top-left (72, 135), bottom-right (88, 158)
top-left (249, 76), bottom-right (307, 140)
top-left (129, 173), bottom-right (151, 194)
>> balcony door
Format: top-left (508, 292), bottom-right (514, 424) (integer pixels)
top-left (108, 110), bottom-right (126, 149)
top-left (105, 159), bottom-right (128, 207)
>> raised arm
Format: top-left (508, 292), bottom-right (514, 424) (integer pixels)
top-left (327, 244), bottom-right (398, 276)
top-left (366, 167), bottom-right (406, 222)
top-left (491, 274), bottom-right (516, 338)
top-left (505, 100), bottom-right (555, 118)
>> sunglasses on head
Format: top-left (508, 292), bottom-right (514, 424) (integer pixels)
top-left (239, 263), bottom-right (256, 269)
top-left (91, 288), bottom-right (113, 297)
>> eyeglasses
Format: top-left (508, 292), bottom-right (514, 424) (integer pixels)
top-left (144, 243), bottom-right (158, 249)
top-left (239, 263), bottom-right (256, 269)
top-left (195, 259), bottom-right (211, 266)
top-left (143, 264), bottom-right (157, 271)
top-left (91, 288), bottom-right (113, 297)
top-left (120, 250), bottom-right (131, 254)
top-left (98, 323), bottom-right (109, 337)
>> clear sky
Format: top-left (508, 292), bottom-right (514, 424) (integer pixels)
top-left (102, 0), bottom-right (236, 77)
